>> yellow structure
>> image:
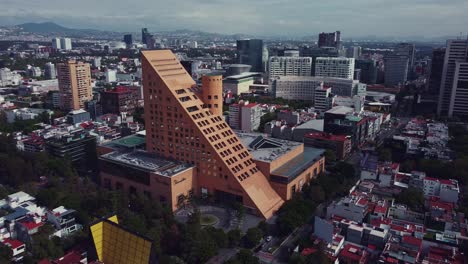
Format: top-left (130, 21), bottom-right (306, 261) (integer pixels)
top-left (90, 216), bottom-right (152, 264)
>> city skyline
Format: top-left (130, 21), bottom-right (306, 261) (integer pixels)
top-left (1, 0), bottom-right (467, 38)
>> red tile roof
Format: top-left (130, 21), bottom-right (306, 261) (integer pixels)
top-left (19, 220), bottom-right (44, 231)
top-left (54, 251), bottom-right (85, 264)
top-left (339, 244), bottom-right (367, 262)
top-left (402, 236), bottom-right (422, 248)
top-left (2, 238), bottom-right (24, 249)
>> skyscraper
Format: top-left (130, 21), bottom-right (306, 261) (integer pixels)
top-left (57, 60), bottom-right (92, 111)
top-left (268, 56), bottom-right (313, 78)
top-left (123, 34), bottom-right (133, 48)
top-left (236, 39), bottom-right (264, 72)
top-left (355, 59), bottom-right (378, 84)
top-left (384, 55), bottom-right (409, 87)
top-left (394, 43), bottom-right (416, 70)
top-left (437, 40), bottom-right (468, 117)
top-left (347, 46), bottom-right (362, 59)
top-left (427, 48), bottom-right (445, 95)
top-left (141, 28), bottom-right (151, 45)
top-left (44, 62), bottom-right (56, 79)
top-left (315, 57), bottom-right (355, 79)
top-left (318, 31), bottom-right (341, 49)
top-left (60, 38), bottom-right (72, 50)
top-left (142, 50), bottom-right (284, 218)
top-left (52, 38), bottom-right (61, 50)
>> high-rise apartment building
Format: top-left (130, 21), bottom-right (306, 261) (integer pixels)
top-left (347, 46), bottom-right (362, 59)
top-left (236, 39), bottom-right (264, 72)
top-left (437, 40), bottom-right (468, 117)
top-left (318, 31), bottom-right (341, 49)
top-left (268, 56), bottom-right (312, 78)
top-left (315, 57), bottom-right (355, 79)
top-left (228, 102), bottom-right (262, 132)
top-left (314, 86), bottom-right (333, 112)
top-left (44, 62), bottom-right (56, 79)
top-left (52, 38), bottom-right (61, 50)
top-left (60, 38), bottom-right (72, 50)
top-left (57, 61), bottom-right (92, 111)
top-left (300, 46), bottom-right (339, 76)
top-left (384, 55), bottom-right (409, 87)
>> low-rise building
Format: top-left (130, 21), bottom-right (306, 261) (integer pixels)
top-left (304, 132), bottom-right (352, 160)
top-left (327, 196), bottom-right (369, 223)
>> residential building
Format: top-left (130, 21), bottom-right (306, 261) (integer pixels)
top-left (327, 196), bottom-right (369, 223)
top-left (44, 62), bottom-right (56, 79)
top-left (384, 55), bottom-right (409, 87)
top-left (47, 206), bottom-right (82, 238)
top-left (268, 56), bottom-right (312, 78)
top-left (66, 109), bottom-right (91, 125)
top-left (228, 102), bottom-right (262, 132)
top-left (318, 31), bottom-right (341, 49)
top-left (338, 243), bottom-right (369, 264)
top-left (57, 60), bottom-right (93, 111)
top-left (105, 69), bottom-right (117, 83)
top-left (236, 39), bottom-right (264, 72)
top-left (60, 38), bottom-right (72, 50)
top-left (314, 86), bottom-right (333, 112)
top-left (300, 46), bottom-right (339, 75)
top-left (304, 132), bottom-right (352, 160)
top-left (315, 57), bottom-right (355, 79)
top-left (51, 38), bottom-right (61, 50)
top-left (101, 86), bottom-right (139, 116)
top-left (0, 68), bottom-right (22, 86)
top-left (45, 130), bottom-right (96, 164)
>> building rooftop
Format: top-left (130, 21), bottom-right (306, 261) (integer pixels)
top-left (296, 119), bottom-right (324, 131)
top-left (271, 147), bottom-right (324, 180)
top-left (325, 106), bottom-right (355, 115)
top-left (236, 132), bottom-right (302, 162)
top-left (100, 134), bottom-right (146, 150)
top-left (305, 132), bottom-right (350, 142)
top-left (100, 150), bottom-right (192, 177)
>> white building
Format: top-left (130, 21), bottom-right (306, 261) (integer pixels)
top-left (272, 76), bottom-right (363, 101)
top-left (424, 177), bottom-right (459, 203)
top-left (240, 103), bottom-right (262, 132)
top-left (315, 57), bottom-right (355, 79)
top-left (4, 108), bottom-right (53, 123)
top-left (268, 56), bottom-right (312, 78)
top-left (47, 206), bottom-right (82, 238)
top-left (334, 95), bottom-right (365, 112)
top-left (93, 57), bottom-right (102, 68)
top-left (0, 68), bottom-right (22, 87)
top-left (44, 62), bottom-right (56, 79)
top-left (314, 86), bottom-right (333, 112)
top-left (326, 196), bottom-right (368, 223)
top-left (105, 69), bottom-right (118, 83)
top-left (60, 38), bottom-right (72, 50)
top-left (51, 38), bottom-right (61, 50)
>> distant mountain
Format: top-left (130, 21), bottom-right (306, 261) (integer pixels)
top-left (17, 22), bottom-right (75, 34)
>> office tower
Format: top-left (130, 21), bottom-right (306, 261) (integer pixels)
top-left (141, 28), bottom-right (151, 45)
top-left (141, 50), bottom-right (284, 218)
top-left (315, 57), bottom-right (355, 79)
top-left (384, 55), bottom-right (409, 87)
top-left (437, 40), bottom-right (468, 117)
top-left (347, 46), bottom-right (362, 59)
top-left (52, 38), bottom-right (61, 50)
top-left (57, 60), bottom-right (92, 111)
top-left (318, 31), bottom-right (341, 49)
top-left (355, 59), bottom-right (377, 84)
top-left (262, 45), bottom-right (269, 73)
top-left (268, 56), bottom-right (313, 78)
top-left (44, 62), bottom-right (56, 79)
top-left (427, 48), bottom-right (445, 95)
top-left (123, 34), bottom-right (133, 47)
top-left (314, 86), bottom-right (333, 112)
top-left (394, 43), bottom-right (416, 69)
top-left (236, 39), bottom-right (264, 72)
top-left (60, 38), bottom-right (72, 50)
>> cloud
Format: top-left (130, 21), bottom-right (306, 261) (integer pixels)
top-left (0, 0), bottom-right (466, 37)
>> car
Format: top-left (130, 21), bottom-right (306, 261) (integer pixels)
top-left (265, 236), bottom-right (272, 242)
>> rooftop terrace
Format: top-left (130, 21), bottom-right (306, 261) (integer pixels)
top-left (236, 132), bottom-right (302, 162)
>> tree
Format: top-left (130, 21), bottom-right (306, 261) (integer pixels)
top-left (227, 229), bottom-right (242, 247)
top-left (396, 187), bottom-right (424, 211)
top-left (0, 243), bottom-right (12, 263)
top-left (244, 227), bottom-right (263, 248)
top-left (258, 112), bottom-right (277, 133)
top-left (235, 249), bottom-right (260, 264)
top-left (378, 148), bottom-right (392, 162)
top-left (324, 149), bottom-right (337, 163)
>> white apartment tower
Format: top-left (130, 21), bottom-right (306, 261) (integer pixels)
top-left (60, 38), bottom-right (72, 50)
top-left (437, 39), bottom-right (468, 117)
top-left (315, 57), bottom-right (355, 79)
top-left (52, 38), bottom-right (61, 49)
top-left (268, 56), bottom-right (312, 78)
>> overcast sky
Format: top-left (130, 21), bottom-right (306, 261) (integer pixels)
top-left (1, 0), bottom-right (467, 37)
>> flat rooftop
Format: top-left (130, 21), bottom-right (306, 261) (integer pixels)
top-left (236, 132), bottom-right (302, 162)
top-left (101, 134), bottom-right (146, 150)
top-left (271, 147), bottom-right (324, 180)
top-left (100, 150), bottom-right (192, 177)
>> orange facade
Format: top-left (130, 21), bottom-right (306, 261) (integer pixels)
top-left (142, 50), bottom-right (284, 218)
top-left (57, 60), bottom-right (93, 111)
